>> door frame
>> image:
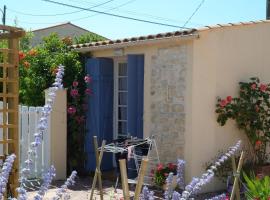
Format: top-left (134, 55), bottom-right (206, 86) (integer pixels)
top-left (113, 56), bottom-right (127, 140)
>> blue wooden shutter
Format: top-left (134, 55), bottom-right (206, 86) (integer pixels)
top-left (85, 57), bottom-right (114, 171)
top-left (127, 55), bottom-right (144, 138)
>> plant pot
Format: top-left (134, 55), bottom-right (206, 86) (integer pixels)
top-left (255, 164), bottom-right (270, 177)
top-left (162, 175), bottom-right (177, 190)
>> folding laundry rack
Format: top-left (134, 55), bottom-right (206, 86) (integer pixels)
top-left (89, 135), bottom-right (160, 200)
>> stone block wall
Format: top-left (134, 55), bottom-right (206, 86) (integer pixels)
top-left (150, 45), bottom-right (187, 163)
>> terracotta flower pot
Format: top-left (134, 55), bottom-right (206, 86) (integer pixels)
top-left (162, 175), bottom-right (177, 190)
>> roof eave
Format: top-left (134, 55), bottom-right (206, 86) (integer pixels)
top-left (72, 33), bottom-right (199, 53)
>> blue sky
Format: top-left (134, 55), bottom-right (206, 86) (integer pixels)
top-left (1, 0), bottom-right (266, 39)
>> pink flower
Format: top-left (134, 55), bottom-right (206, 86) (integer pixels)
top-left (219, 99), bottom-right (228, 107)
top-left (259, 84), bottom-right (267, 92)
top-left (226, 96), bottom-right (232, 103)
top-left (75, 116), bottom-right (85, 124)
top-left (84, 74), bottom-right (92, 83)
top-left (72, 81), bottom-right (79, 87)
top-left (67, 106), bottom-right (76, 115)
top-left (251, 83), bottom-right (257, 90)
top-left (70, 89), bottom-right (79, 97)
top-left (85, 88), bottom-right (92, 95)
top-left (157, 164), bottom-right (163, 172)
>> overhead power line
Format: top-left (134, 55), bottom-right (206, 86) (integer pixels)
top-left (183, 0), bottom-right (206, 28)
top-left (41, 0), bottom-right (191, 29)
top-left (6, 0), bottom-right (136, 26)
top-left (7, 0), bottom-right (116, 17)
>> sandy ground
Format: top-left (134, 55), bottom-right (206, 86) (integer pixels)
top-left (26, 177), bottom-right (135, 200)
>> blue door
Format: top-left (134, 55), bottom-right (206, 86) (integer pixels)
top-left (85, 58), bottom-right (114, 171)
top-left (127, 55), bottom-right (144, 138)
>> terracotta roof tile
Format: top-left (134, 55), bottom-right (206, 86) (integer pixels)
top-left (71, 20), bottom-right (270, 50)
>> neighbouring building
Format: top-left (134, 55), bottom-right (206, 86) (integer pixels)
top-left (71, 20), bottom-right (270, 191)
top-left (31, 22), bottom-right (105, 46)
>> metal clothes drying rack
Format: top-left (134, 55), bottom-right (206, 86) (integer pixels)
top-left (89, 135), bottom-right (160, 200)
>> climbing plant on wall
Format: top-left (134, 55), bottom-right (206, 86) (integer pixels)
top-left (19, 32), bottom-right (93, 174)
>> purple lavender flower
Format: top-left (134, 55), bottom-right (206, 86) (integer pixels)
top-left (52, 171), bottom-right (77, 200)
top-left (0, 154), bottom-right (16, 199)
top-left (140, 186), bottom-right (154, 200)
top-left (34, 166), bottom-right (56, 200)
top-left (180, 140), bottom-right (241, 199)
top-left (176, 159), bottom-right (185, 190)
top-left (164, 172), bottom-right (174, 200)
top-left (205, 193), bottom-right (227, 200)
top-left (18, 65), bottom-right (65, 200)
top-left (172, 191), bottom-right (181, 200)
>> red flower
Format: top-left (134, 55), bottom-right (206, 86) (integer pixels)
top-left (219, 99), bottom-right (228, 107)
top-left (157, 164), bottom-right (163, 172)
top-left (251, 83), bottom-right (257, 90)
top-left (255, 140), bottom-right (262, 150)
top-left (168, 163), bottom-right (176, 170)
top-left (18, 51), bottom-right (26, 61)
top-left (75, 115), bottom-right (85, 124)
top-left (72, 81), bottom-right (79, 87)
top-left (28, 49), bottom-right (38, 56)
top-left (85, 88), bottom-right (92, 95)
top-left (23, 61), bottom-right (30, 69)
top-left (164, 173), bottom-right (168, 177)
top-left (70, 89), bottom-right (79, 97)
top-left (84, 74), bottom-right (92, 83)
top-left (259, 84), bottom-right (267, 92)
top-left (67, 106), bottom-right (76, 115)
top-left (226, 96), bottom-right (232, 103)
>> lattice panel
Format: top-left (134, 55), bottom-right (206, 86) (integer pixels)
top-left (0, 25), bottom-right (24, 198)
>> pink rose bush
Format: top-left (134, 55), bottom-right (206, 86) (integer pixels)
top-left (216, 77), bottom-right (270, 165)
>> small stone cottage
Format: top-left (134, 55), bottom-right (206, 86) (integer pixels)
top-left (71, 20), bottom-right (270, 191)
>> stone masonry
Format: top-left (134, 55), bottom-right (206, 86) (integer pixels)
top-left (150, 45), bottom-right (187, 163)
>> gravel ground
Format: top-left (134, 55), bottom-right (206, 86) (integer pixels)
top-left (26, 176), bottom-right (226, 200)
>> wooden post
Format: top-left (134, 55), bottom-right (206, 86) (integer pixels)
top-left (231, 155), bottom-right (240, 200)
top-left (134, 158), bottom-right (149, 200)
top-left (89, 136), bottom-right (105, 200)
top-left (119, 159), bottom-right (130, 200)
top-left (230, 151), bottom-right (244, 200)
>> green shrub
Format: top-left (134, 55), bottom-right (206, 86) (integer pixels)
top-left (243, 172), bottom-right (270, 200)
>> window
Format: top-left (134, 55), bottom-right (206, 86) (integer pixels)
top-left (114, 61), bottom-right (128, 138)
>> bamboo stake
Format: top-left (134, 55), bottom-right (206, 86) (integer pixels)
top-left (230, 151), bottom-right (244, 200)
top-left (134, 158), bottom-right (149, 200)
top-left (89, 136), bottom-right (105, 200)
top-left (119, 159), bottom-right (130, 200)
top-left (231, 155), bottom-right (240, 200)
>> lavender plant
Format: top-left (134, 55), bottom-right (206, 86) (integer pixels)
top-left (0, 154), bottom-right (16, 199)
top-left (140, 186), bottom-right (155, 200)
top-left (52, 171), bottom-right (77, 200)
top-left (176, 160), bottom-right (185, 190)
top-left (17, 65), bottom-right (65, 200)
top-left (140, 140), bottom-right (241, 200)
top-left (33, 166), bottom-right (56, 200)
top-left (164, 172), bottom-right (174, 200)
top-left (180, 140), bottom-right (241, 200)
top-left (205, 193), bottom-right (227, 200)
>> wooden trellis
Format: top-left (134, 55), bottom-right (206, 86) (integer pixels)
top-left (0, 25), bottom-right (25, 198)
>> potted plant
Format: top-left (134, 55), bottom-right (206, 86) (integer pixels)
top-left (153, 163), bottom-right (177, 190)
top-left (216, 77), bottom-right (270, 175)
